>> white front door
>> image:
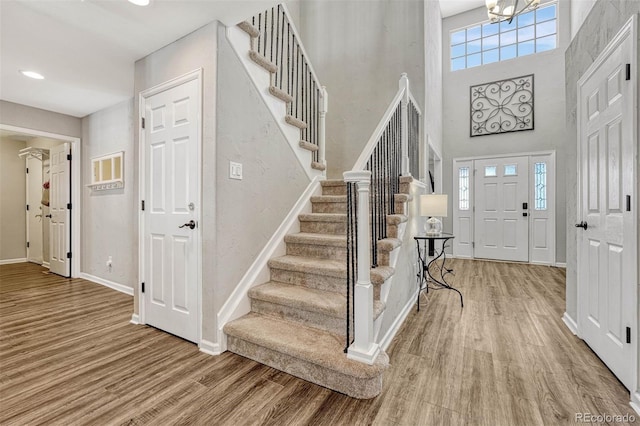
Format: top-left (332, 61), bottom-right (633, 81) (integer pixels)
top-left (577, 22), bottom-right (635, 390)
top-left (49, 143), bottom-right (70, 277)
top-left (474, 156), bottom-right (529, 262)
top-left (143, 76), bottom-right (200, 343)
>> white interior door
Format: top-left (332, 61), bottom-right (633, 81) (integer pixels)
top-left (143, 76), bottom-right (200, 343)
top-left (474, 156), bottom-right (529, 262)
top-left (577, 25), bottom-right (635, 390)
top-left (49, 143), bottom-right (70, 277)
top-left (26, 156), bottom-right (44, 265)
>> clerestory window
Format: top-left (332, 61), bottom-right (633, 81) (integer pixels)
top-left (450, 2), bottom-right (557, 71)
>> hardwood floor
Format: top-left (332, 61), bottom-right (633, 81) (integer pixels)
top-left (1, 261), bottom-right (637, 425)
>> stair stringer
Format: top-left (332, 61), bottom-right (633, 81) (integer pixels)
top-left (225, 25), bottom-right (322, 181)
top-left (216, 176), bottom-right (325, 353)
top-left (375, 178), bottom-right (428, 347)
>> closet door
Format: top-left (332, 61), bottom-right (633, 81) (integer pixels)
top-left (49, 143), bottom-right (70, 277)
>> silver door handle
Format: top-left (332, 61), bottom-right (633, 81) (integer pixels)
top-left (179, 220), bottom-right (196, 230)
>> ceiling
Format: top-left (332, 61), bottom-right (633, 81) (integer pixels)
top-left (439, 0), bottom-right (485, 18)
top-left (0, 0), bottom-right (482, 119)
top-left (0, 0), bottom-right (278, 118)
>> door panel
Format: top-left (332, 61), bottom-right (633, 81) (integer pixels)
top-left (49, 143), bottom-right (70, 277)
top-left (452, 161), bottom-right (473, 258)
top-left (577, 30), bottom-right (634, 390)
top-left (474, 156), bottom-right (529, 262)
top-left (143, 77), bottom-right (200, 343)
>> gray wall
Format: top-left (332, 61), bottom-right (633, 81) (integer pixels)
top-left (0, 137), bottom-right (26, 261)
top-left (441, 2), bottom-right (570, 263)
top-left (0, 100), bottom-right (82, 138)
top-left (425, 0), bottom-right (443, 158)
top-left (214, 24), bottom-right (310, 331)
top-left (298, 0), bottom-right (425, 178)
top-left (135, 21), bottom-right (218, 337)
top-left (564, 1), bottom-right (640, 323)
top-left (81, 99), bottom-right (136, 288)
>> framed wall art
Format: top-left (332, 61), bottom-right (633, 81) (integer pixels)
top-left (470, 74), bottom-right (534, 137)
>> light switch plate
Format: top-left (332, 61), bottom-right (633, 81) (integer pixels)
top-left (229, 161), bottom-right (242, 180)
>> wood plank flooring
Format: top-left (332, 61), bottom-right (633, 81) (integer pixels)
top-left (1, 261), bottom-right (637, 425)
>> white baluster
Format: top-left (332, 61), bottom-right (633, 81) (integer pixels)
top-left (343, 170), bottom-right (380, 365)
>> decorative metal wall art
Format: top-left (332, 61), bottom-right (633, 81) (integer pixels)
top-left (470, 74), bottom-right (534, 137)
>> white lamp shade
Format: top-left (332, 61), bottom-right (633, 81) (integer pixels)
top-left (420, 194), bottom-right (448, 217)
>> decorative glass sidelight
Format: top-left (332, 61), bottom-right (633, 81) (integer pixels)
top-left (534, 161), bottom-right (547, 210)
top-left (459, 167), bottom-right (470, 210)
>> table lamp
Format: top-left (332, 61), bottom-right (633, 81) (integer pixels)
top-left (420, 194), bottom-right (448, 236)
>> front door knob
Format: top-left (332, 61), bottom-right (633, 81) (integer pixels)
top-left (575, 221), bottom-right (588, 230)
top-left (179, 220), bottom-right (196, 230)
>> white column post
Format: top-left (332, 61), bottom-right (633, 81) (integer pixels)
top-left (319, 86), bottom-right (328, 174)
top-left (343, 170), bottom-right (380, 365)
top-left (399, 73), bottom-right (410, 176)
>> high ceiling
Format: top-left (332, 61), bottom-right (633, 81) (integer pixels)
top-left (0, 0), bottom-right (483, 119)
top-left (0, 0), bottom-right (278, 118)
top-left (439, 0), bottom-right (485, 18)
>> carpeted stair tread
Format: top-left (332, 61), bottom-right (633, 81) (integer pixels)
top-left (249, 50), bottom-right (278, 73)
top-left (387, 214), bottom-right (408, 225)
top-left (395, 193), bottom-right (410, 203)
top-left (249, 281), bottom-right (386, 321)
top-left (269, 255), bottom-right (346, 278)
top-left (238, 21), bottom-right (260, 38)
top-left (285, 232), bottom-right (346, 247)
top-left (321, 180), bottom-right (347, 188)
top-left (377, 237), bottom-right (402, 252)
top-left (399, 176), bottom-right (414, 184)
top-left (299, 140), bottom-right (319, 152)
top-left (298, 213), bottom-right (347, 223)
top-left (224, 313), bottom-right (388, 379)
top-left (285, 115), bottom-right (308, 129)
top-left (268, 255), bottom-right (395, 285)
top-left (311, 195), bottom-right (346, 203)
top-left (311, 162), bottom-right (326, 171)
top-left (269, 86), bottom-right (294, 103)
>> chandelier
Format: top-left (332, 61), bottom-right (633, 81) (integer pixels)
top-left (486, 0), bottom-right (540, 24)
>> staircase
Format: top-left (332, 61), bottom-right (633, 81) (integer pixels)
top-left (235, 14), bottom-right (326, 173)
top-left (224, 178), bottom-right (411, 398)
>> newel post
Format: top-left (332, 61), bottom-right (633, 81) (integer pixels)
top-left (319, 86), bottom-right (328, 173)
top-left (399, 73), bottom-right (410, 176)
top-left (343, 170), bottom-right (380, 365)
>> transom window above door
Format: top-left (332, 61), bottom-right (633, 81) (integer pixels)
top-left (450, 2), bottom-right (557, 71)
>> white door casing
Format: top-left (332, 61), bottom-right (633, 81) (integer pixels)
top-left (140, 71), bottom-right (202, 344)
top-left (474, 156), bottom-right (529, 262)
top-left (49, 143), bottom-right (70, 277)
top-left (576, 17), bottom-right (636, 391)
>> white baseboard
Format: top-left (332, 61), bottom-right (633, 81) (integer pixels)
top-left (199, 338), bottom-right (222, 356)
top-left (130, 314), bottom-right (140, 325)
top-left (631, 392), bottom-right (640, 417)
top-left (555, 262), bottom-right (567, 268)
top-left (80, 273), bottom-right (134, 296)
top-left (42, 261), bottom-right (50, 268)
top-left (379, 289), bottom-right (419, 351)
top-left (562, 312), bottom-right (578, 335)
top-left (216, 177), bottom-right (322, 346)
top-left (0, 258), bottom-right (27, 265)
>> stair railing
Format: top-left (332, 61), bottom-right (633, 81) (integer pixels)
top-left (345, 74), bottom-right (422, 364)
top-left (250, 4), bottom-right (327, 168)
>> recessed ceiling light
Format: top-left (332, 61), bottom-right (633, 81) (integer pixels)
top-left (19, 70), bottom-right (44, 80)
top-left (128, 0), bottom-right (149, 5)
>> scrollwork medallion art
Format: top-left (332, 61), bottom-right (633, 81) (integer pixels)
top-left (470, 74), bottom-right (534, 137)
